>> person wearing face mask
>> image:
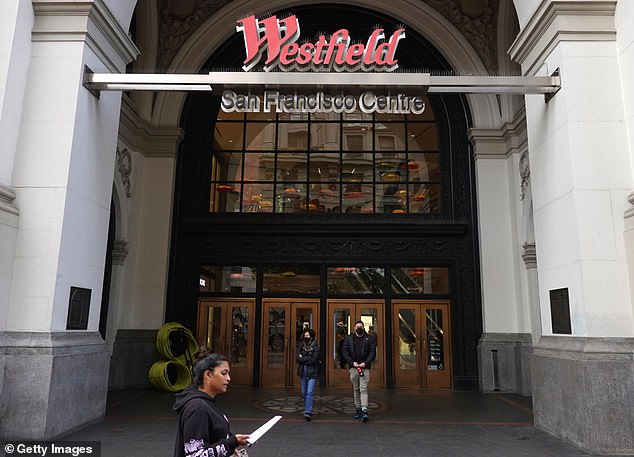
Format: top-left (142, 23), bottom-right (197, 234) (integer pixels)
top-left (296, 328), bottom-right (320, 421)
top-left (342, 320), bottom-right (376, 422)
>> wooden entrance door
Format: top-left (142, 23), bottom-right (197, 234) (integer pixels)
top-left (327, 299), bottom-right (384, 387)
top-left (393, 300), bottom-right (451, 389)
top-left (196, 298), bottom-right (255, 385)
top-left (261, 299), bottom-right (319, 387)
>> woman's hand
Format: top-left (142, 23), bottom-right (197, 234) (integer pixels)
top-left (235, 434), bottom-right (250, 446)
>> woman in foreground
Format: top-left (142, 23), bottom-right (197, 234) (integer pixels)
top-left (173, 352), bottom-right (250, 457)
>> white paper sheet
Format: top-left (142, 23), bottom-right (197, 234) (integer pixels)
top-left (246, 415), bottom-right (282, 446)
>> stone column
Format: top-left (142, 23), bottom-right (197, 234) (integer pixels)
top-left (510, 1), bottom-right (634, 453)
top-left (0, 0), bottom-right (138, 439)
top-left (470, 111), bottom-right (534, 395)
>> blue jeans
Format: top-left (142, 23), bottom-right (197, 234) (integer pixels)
top-left (300, 371), bottom-right (317, 415)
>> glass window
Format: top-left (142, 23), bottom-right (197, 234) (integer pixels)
top-left (375, 123), bottom-right (405, 150)
top-left (208, 105), bottom-right (440, 214)
top-left (277, 153), bottom-right (307, 182)
top-left (245, 123), bottom-right (276, 150)
top-left (262, 266), bottom-right (320, 293)
top-left (408, 183), bottom-right (440, 214)
top-left (276, 184), bottom-right (306, 213)
top-left (391, 267), bottom-right (450, 294)
top-left (214, 123), bottom-right (243, 150)
top-left (312, 183), bottom-right (340, 213)
top-left (210, 183), bottom-right (241, 212)
top-left (243, 152), bottom-right (275, 181)
top-left (376, 184), bottom-right (407, 214)
top-left (278, 123), bottom-right (308, 151)
top-left (408, 123), bottom-right (438, 150)
top-left (242, 183), bottom-right (274, 213)
top-left (310, 123), bottom-right (341, 150)
top-left (310, 152), bottom-right (340, 182)
top-left (327, 267), bottom-right (385, 294)
top-left (211, 152), bottom-right (242, 182)
top-left (342, 184), bottom-right (373, 213)
top-left (343, 123), bottom-right (372, 150)
top-left (407, 153), bottom-right (440, 183)
top-left (376, 153), bottom-right (406, 182)
top-left (199, 266), bottom-right (257, 293)
top-left (342, 152), bottom-right (372, 182)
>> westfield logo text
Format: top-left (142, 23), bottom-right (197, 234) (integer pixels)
top-left (237, 14), bottom-right (406, 72)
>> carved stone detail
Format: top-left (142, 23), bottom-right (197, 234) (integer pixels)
top-left (201, 236), bottom-right (453, 260)
top-left (116, 147), bottom-right (132, 198)
top-left (625, 192), bottom-right (634, 219)
top-left (519, 150), bottom-right (530, 201)
top-left (0, 184), bottom-right (19, 216)
top-left (424, 0), bottom-right (498, 72)
top-left (157, 0), bottom-right (232, 71)
top-left (157, 0), bottom-right (499, 72)
top-left (521, 242), bottom-right (537, 269)
top-left (112, 240), bottom-right (129, 266)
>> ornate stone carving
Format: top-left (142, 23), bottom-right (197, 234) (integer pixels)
top-left (156, 0), bottom-right (499, 72)
top-left (0, 184), bottom-right (19, 216)
top-left (116, 147), bottom-right (132, 198)
top-left (519, 150), bottom-right (530, 201)
top-left (521, 243), bottom-right (537, 269)
top-left (625, 192), bottom-right (634, 219)
top-left (424, 0), bottom-right (498, 72)
top-left (112, 240), bottom-right (129, 266)
top-left (157, 0), bottom-right (232, 71)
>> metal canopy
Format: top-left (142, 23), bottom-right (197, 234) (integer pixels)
top-left (83, 69), bottom-right (560, 96)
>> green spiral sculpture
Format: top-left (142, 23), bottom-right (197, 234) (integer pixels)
top-left (149, 322), bottom-right (197, 392)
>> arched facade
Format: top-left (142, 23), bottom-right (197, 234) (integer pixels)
top-left (1, 1), bottom-right (633, 454)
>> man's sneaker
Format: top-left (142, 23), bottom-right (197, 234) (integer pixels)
top-left (361, 411), bottom-right (369, 422)
top-left (304, 412), bottom-right (312, 422)
top-left (353, 409), bottom-right (363, 419)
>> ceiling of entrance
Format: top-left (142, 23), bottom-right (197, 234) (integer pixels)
top-left (155, 0), bottom-right (501, 73)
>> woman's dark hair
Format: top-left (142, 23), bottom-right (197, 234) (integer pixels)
top-left (193, 345), bottom-right (213, 365)
top-left (304, 328), bottom-right (316, 339)
top-left (192, 353), bottom-right (228, 386)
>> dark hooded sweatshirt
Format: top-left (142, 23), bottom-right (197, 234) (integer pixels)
top-left (173, 386), bottom-right (239, 457)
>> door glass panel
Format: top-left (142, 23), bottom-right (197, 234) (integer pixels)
top-left (359, 308), bottom-right (378, 342)
top-left (333, 308), bottom-right (351, 369)
top-left (267, 307), bottom-right (286, 368)
top-left (360, 307), bottom-right (379, 370)
top-left (397, 308), bottom-right (417, 370)
top-left (426, 309), bottom-right (445, 371)
top-left (205, 306), bottom-right (223, 351)
top-left (229, 306), bottom-right (249, 367)
top-left (295, 307), bottom-right (314, 340)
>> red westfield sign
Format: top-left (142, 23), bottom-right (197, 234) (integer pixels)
top-left (237, 14), bottom-right (405, 72)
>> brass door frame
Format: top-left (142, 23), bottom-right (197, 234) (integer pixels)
top-left (327, 299), bottom-right (385, 388)
top-left (392, 299), bottom-right (451, 389)
top-left (196, 298), bottom-right (255, 385)
top-left (260, 299), bottom-right (320, 387)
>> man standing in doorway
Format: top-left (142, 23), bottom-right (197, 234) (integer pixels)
top-left (342, 320), bottom-right (376, 422)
